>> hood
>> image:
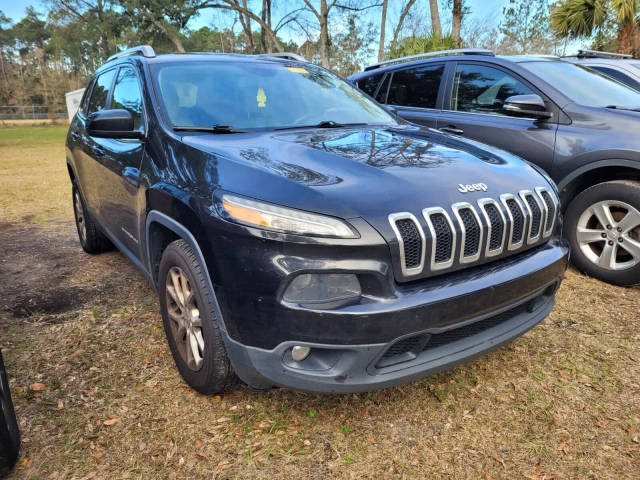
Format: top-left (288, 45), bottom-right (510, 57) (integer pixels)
top-left (182, 125), bottom-right (555, 237)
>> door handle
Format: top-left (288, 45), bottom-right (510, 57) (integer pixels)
top-left (439, 126), bottom-right (464, 135)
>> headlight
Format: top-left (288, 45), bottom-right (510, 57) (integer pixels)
top-left (220, 194), bottom-right (358, 238)
top-left (283, 273), bottom-right (361, 306)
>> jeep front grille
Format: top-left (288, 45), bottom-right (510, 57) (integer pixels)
top-left (388, 187), bottom-right (558, 279)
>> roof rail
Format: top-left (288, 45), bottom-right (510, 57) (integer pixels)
top-left (106, 45), bottom-right (156, 63)
top-left (575, 49), bottom-right (633, 60)
top-left (365, 48), bottom-right (494, 71)
top-left (260, 52), bottom-right (308, 62)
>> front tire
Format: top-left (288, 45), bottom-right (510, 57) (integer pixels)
top-left (565, 180), bottom-right (640, 286)
top-left (158, 239), bottom-right (236, 394)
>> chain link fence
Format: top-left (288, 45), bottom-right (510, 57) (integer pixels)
top-left (0, 105), bottom-right (67, 120)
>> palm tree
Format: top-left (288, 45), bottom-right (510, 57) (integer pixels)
top-left (551, 0), bottom-right (639, 55)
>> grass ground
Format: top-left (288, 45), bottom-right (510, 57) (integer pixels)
top-left (0, 126), bottom-right (638, 479)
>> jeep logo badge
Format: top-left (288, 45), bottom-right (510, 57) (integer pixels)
top-left (458, 183), bottom-right (488, 193)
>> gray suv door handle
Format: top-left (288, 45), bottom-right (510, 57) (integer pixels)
top-left (439, 126), bottom-right (464, 135)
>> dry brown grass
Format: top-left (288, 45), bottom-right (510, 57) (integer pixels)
top-left (0, 126), bottom-right (638, 479)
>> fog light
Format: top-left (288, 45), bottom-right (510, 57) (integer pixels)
top-left (291, 345), bottom-right (311, 362)
top-left (283, 273), bottom-right (361, 306)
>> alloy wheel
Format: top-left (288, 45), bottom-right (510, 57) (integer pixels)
top-left (576, 200), bottom-right (640, 271)
top-left (165, 266), bottom-right (204, 371)
top-left (73, 190), bottom-right (86, 243)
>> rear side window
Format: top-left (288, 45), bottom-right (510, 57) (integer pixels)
top-left (588, 66), bottom-right (640, 91)
top-left (111, 66), bottom-right (144, 130)
top-left (387, 64), bottom-right (444, 108)
top-left (87, 69), bottom-right (117, 114)
top-left (451, 64), bottom-right (534, 115)
top-left (358, 73), bottom-right (384, 97)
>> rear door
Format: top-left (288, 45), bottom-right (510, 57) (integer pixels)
top-left (378, 63), bottom-right (447, 128)
top-left (437, 62), bottom-right (558, 173)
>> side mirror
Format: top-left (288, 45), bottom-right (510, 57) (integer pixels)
top-left (86, 109), bottom-right (143, 139)
top-left (503, 94), bottom-right (552, 119)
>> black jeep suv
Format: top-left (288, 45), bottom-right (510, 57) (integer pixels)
top-left (66, 46), bottom-right (568, 394)
top-left (349, 48), bottom-right (640, 286)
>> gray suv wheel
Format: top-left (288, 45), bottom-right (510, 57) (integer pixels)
top-left (566, 180), bottom-right (640, 286)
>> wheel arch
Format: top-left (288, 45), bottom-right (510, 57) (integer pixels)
top-left (557, 160), bottom-right (640, 210)
top-left (144, 186), bottom-right (212, 286)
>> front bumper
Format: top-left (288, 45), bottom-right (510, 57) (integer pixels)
top-left (221, 238), bottom-right (569, 393)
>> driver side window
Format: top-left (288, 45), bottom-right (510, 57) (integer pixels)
top-left (451, 64), bottom-right (534, 115)
top-left (86, 69), bottom-right (117, 115)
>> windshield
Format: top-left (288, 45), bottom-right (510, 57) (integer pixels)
top-left (520, 61), bottom-right (640, 107)
top-left (152, 60), bottom-right (395, 130)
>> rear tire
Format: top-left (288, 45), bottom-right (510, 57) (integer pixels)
top-left (0, 352), bottom-right (19, 477)
top-left (72, 184), bottom-right (112, 254)
top-left (158, 239), bottom-right (237, 394)
top-left (565, 180), bottom-right (640, 286)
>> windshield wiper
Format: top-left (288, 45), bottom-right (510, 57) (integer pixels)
top-left (275, 121), bottom-right (367, 131)
top-left (173, 125), bottom-right (248, 134)
top-left (605, 105), bottom-right (640, 112)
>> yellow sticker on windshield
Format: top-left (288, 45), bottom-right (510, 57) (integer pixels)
top-left (287, 67), bottom-right (308, 74)
top-left (257, 87), bottom-right (267, 108)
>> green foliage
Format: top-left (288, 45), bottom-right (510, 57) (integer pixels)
top-left (499, 0), bottom-right (556, 54)
top-left (388, 33), bottom-right (457, 59)
top-left (551, 0), bottom-right (610, 39)
top-left (329, 14), bottom-right (377, 76)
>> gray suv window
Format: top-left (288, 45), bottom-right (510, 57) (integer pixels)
top-left (111, 66), bottom-right (144, 130)
top-left (588, 66), bottom-right (640, 91)
top-left (452, 64), bottom-right (533, 115)
top-left (358, 72), bottom-right (384, 97)
top-left (86, 69), bottom-right (117, 114)
top-left (387, 64), bottom-right (444, 108)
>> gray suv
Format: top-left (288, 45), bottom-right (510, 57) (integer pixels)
top-left (349, 49), bottom-right (640, 286)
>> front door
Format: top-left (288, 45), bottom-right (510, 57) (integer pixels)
top-left (436, 62), bottom-right (558, 174)
top-left (92, 65), bottom-right (146, 256)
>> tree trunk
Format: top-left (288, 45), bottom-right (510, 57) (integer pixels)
top-left (319, 0), bottom-right (330, 68)
top-left (260, 0), bottom-right (267, 52)
top-left (0, 45), bottom-right (11, 101)
top-left (617, 22), bottom-right (635, 55)
top-left (451, 0), bottom-right (463, 46)
top-left (390, 0), bottom-right (417, 52)
top-left (212, 1), bottom-right (284, 52)
top-left (378, 0), bottom-right (388, 62)
top-left (240, 0), bottom-right (254, 53)
top-left (100, 33), bottom-right (109, 60)
top-left (429, 0), bottom-right (441, 38)
top-left (148, 16), bottom-right (186, 52)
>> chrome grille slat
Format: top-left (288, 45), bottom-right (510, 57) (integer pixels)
top-left (535, 187), bottom-right (557, 237)
top-left (500, 193), bottom-right (526, 250)
top-left (519, 190), bottom-right (543, 245)
top-left (477, 198), bottom-right (506, 257)
top-left (388, 212), bottom-right (426, 277)
top-left (452, 202), bottom-right (483, 263)
top-left (388, 187), bottom-right (557, 278)
top-left (423, 207), bottom-right (456, 270)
